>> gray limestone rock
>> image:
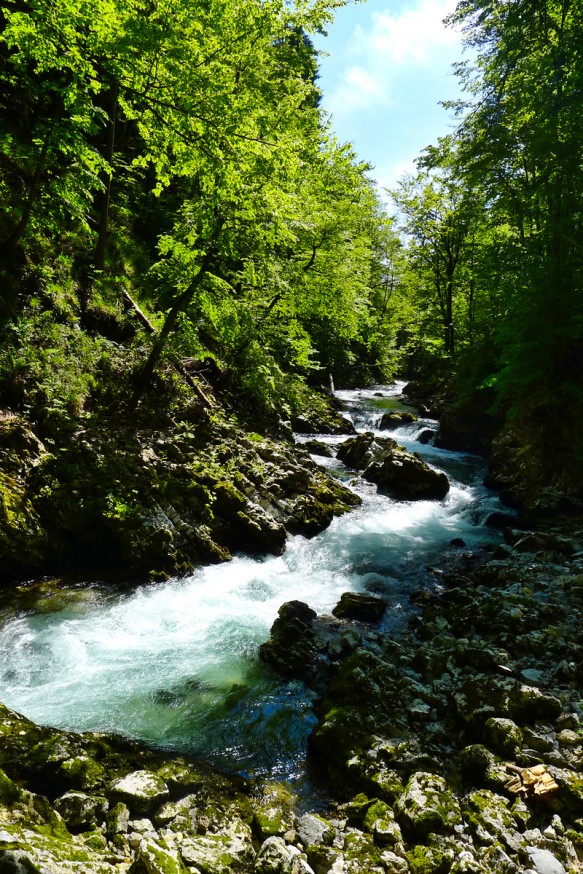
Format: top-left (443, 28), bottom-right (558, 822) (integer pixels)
top-left (394, 772), bottom-right (462, 838)
top-left (129, 837), bottom-right (184, 874)
top-left (108, 770), bottom-right (169, 816)
top-left (526, 847), bottom-right (567, 874)
top-left (296, 813), bottom-right (335, 848)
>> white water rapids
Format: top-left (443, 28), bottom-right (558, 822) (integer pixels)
top-left (0, 384), bottom-right (509, 786)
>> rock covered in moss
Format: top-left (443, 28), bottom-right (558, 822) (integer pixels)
top-left (337, 432), bottom-right (449, 501)
top-left (379, 411), bottom-right (417, 430)
top-left (394, 772), bottom-right (462, 838)
top-left (53, 791), bottom-right (109, 831)
top-left (108, 771), bottom-right (169, 816)
top-left (0, 414), bottom-right (361, 583)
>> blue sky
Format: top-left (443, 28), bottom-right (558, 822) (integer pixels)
top-left (312, 0), bottom-right (466, 194)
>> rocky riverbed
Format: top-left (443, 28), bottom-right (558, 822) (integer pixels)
top-left (1, 524), bottom-right (583, 873)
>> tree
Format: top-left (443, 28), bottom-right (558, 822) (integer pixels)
top-left (392, 169), bottom-right (474, 359)
top-left (445, 0), bottom-right (583, 400)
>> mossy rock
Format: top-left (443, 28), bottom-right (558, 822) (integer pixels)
top-left (0, 767), bottom-right (21, 805)
top-left (0, 471), bottom-right (52, 577)
top-left (363, 801), bottom-right (402, 847)
top-left (128, 836), bottom-right (187, 874)
top-left (108, 770), bottom-right (169, 816)
top-left (461, 789), bottom-right (522, 853)
top-left (342, 831), bottom-right (382, 870)
top-left (395, 773), bottom-right (462, 839)
top-left (483, 718), bottom-right (523, 758)
top-left (253, 782), bottom-right (296, 840)
top-left (406, 844), bottom-right (452, 874)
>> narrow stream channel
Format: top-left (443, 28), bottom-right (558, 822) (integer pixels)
top-left (0, 384), bottom-right (508, 791)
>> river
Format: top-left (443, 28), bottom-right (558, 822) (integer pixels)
top-left (0, 383), bottom-right (507, 791)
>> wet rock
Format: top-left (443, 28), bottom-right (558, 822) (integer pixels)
top-left (379, 411), bottom-right (417, 430)
top-left (394, 772), bottom-right (462, 838)
top-left (337, 433), bottom-right (449, 501)
top-left (416, 428), bottom-right (436, 445)
top-left (302, 440), bottom-right (334, 458)
top-left (291, 412), bottom-right (355, 435)
top-left (332, 592), bottom-right (385, 623)
top-left (259, 601), bottom-right (320, 680)
top-left (108, 770), bottom-right (169, 816)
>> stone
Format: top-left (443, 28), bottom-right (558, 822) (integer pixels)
top-left (332, 592), bottom-right (385, 623)
top-left (394, 772), bottom-right (462, 839)
top-left (379, 411), bottom-right (417, 430)
top-left (363, 801), bottom-right (402, 847)
top-left (526, 847), bottom-right (567, 874)
top-left (129, 836), bottom-right (184, 874)
top-left (253, 792), bottom-right (295, 841)
top-left (259, 601), bottom-right (319, 680)
top-left (296, 813), bottom-right (335, 848)
top-left (302, 440), bottom-right (334, 458)
top-left (416, 429), bottom-right (436, 445)
top-left (53, 791), bottom-right (109, 831)
top-left (180, 822), bottom-right (254, 873)
top-left (483, 718), bottom-right (523, 757)
top-left (106, 801), bottom-right (130, 837)
top-left (337, 433), bottom-right (449, 501)
top-left (461, 789), bottom-right (523, 853)
top-left (154, 795), bottom-right (198, 828)
top-left (108, 770), bottom-right (169, 816)
top-left (379, 850), bottom-right (409, 873)
top-left (253, 836), bottom-right (295, 873)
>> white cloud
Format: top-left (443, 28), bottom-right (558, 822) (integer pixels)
top-left (369, 0), bottom-right (461, 65)
top-left (327, 0), bottom-right (462, 116)
top-left (329, 65), bottom-right (388, 113)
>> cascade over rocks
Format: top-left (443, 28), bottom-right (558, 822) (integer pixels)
top-left (337, 432), bottom-right (450, 500)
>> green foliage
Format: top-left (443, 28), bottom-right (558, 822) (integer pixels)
top-left (0, 0), bottom-right (407, 435)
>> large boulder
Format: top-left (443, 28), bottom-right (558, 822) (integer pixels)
top-left (394, 772), bottom-right (462, 838)
top-left (337, 433), bottom-right (449, 501)
top-left (259, 601), bottom-right (319, 679)
top-left (379, 411), bottom-right (417, 430)
top-left (108, 771), bottom-right (169, 816)
top-left (332, 592), bottom-right (385, 622)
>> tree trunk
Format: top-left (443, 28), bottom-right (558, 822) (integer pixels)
top-left (93, 83), bottom-right (119, 272)
top-left (4, 128), bottom-right (51, 250)
top-left (133, 242), bottom-right (218, 401)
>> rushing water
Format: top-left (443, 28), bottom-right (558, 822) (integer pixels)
top-left (0, 384), bottom-right (507, 789)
